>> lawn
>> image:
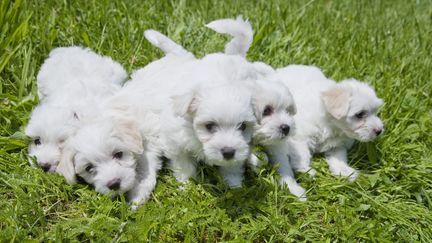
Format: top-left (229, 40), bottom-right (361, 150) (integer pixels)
top-left (1, 0), bottom-right (431, 241)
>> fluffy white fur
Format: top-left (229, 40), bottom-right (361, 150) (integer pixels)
top-left (25, 46), bottom-right (127, 172)
top-left (270, 65), bottom-right (384, 181)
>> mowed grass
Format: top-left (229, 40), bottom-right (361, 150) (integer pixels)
top-left (1, 0), bottom-right (431, 241)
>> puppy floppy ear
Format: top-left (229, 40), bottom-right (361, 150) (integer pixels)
top-left (171, 91), bottom-right (199, 117)
top-left (113, 119), bottom-right (144, 154)
top-left (56, 143), bottom-right (77, 184)
top-left (321, 86), bottom-right (351, 119)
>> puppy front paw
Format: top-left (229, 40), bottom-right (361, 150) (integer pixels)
top-left (226, 176), bottom-right (243, 188)
top-left (173, 172), bottom-right (191, 183)
top-left (296, 167), bottom-right (317, 177)
top-left (329, 165), bottom-right (359, 181)
top-left (280, 177), bottom-right (307, 201)
top-left (130, 203), bottom-right (140, 211)
top-left (128, 198), bottom-right (145, 211)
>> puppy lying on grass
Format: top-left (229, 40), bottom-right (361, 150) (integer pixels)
top-left (215, 17), bottom-right (384, 181)
top-left (271, 65), bottom-right (384, 181)
top-left (25, 46), bottom-right (127, 172)
top-left (56, 100), bottom-right (163, 210)
top-left (132, 33), bottom-right (258, 188)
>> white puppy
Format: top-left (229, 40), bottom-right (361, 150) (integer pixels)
top-left (270, 65), bottom-right (384, 181)
top-left (163, 83), bottom-right (256, 188)
top-left (25, 46), bottom-right (127, 172)
top-left (127, 31), bottom-right (259, 188)
top-left (56, 103), bottom-right (162, 209)
top-left (206, 17), bottom-right (306, 199)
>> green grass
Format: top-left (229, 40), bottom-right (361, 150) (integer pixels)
top-left (1, 0), bottom-right (431, 241)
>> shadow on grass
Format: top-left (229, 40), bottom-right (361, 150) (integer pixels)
top-left (192, 164), bottom-right (275, 221)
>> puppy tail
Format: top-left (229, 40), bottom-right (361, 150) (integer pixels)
top-left (144, 29), bottom-right (193, 57)
top-left (206, 16), bottom-right (253, 57)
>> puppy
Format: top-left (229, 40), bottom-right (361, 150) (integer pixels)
top-left (128, 31), bottom-right (258, 188)
top-left (205, 17), bottom-right (307, 199)
top-left (56, 102), bottom-right (162, 209)
top-left (271, 65), bottom-right (384, 181)
top-left (25, 104), bottom-right (80, 172)
top-left (163, 83), bottom-right (256, 188)
top-left (25, 46), bottom-right (127, 172)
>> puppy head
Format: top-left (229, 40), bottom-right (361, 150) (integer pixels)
top-left (321, 79), bottom-right (384, 142)
top-left (172, 84), bottom-right (256, 167)
top-left (250, 79), bottom-right (296, 145)
top-left (25, 104), bottom-right (80, 172)
top-left (56, 118), bottom-right (143, 196)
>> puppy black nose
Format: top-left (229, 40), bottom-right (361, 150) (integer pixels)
top-left (107, 178), bottom-right (121, 190)
top-left (41, 164), bottom-right (51, 172)
top-left (280, 124), bottom-right (290, 136)
top-left (374, 128), bottom-right (383, 136)
top-left (221, 147), bottom-right (236, 160)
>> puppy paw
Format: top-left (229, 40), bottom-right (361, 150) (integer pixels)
top-left (330, 165), bottom-right (358, 181)
top-left (177, 181), bottom-right (191, 191)
top-left (296, 167), bottom-right (316, 177)
top-left (280, 177), bottom-right (307, 201)
top-left (174, 173), bottom-right (191, 184)
top-left (348, 170), bottom-right (359, 182)
top-left (130, 204), bottom-right (140, 211)
top-left (227, 179), bottom-right (243, 189)
top-left (129, 200), bottom-right (144, 211)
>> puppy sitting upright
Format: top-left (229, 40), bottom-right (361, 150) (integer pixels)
top-left (271, 65), bottom-right (384, 180)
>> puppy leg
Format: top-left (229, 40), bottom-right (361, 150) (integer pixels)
top-left (169, 152), bottom-right (196, 183)
top-left (325, 147), bottom-right (358, 181)
top-left (267, 143), bottom-right (307, 201)
top-left (219, 163), bottom-right (244, 188)
top-left (128, 150), bottom-right (162, 210)
top-left (288, 140), bottom-right (316, 176)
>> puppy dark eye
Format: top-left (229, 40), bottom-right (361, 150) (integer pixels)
top-left (85, 164), bottom-right (94, 173)
top-left (34, 138), bottom-right (41, 146)
top-left (263, 105), bottom-right (273, 117)
top-left (238, 122), bottom-right (247, 131)
top-left (113, 151), bottom-right (123, 159)
top-left (205, 122), bottom-right (217, 133)
top-left (355, 111), bottom-right (367, 119)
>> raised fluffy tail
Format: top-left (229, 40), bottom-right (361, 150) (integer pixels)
top-left (205, 16), bottom-right (253, 57)
top-left (144, 29), bottom-right (193, 57)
